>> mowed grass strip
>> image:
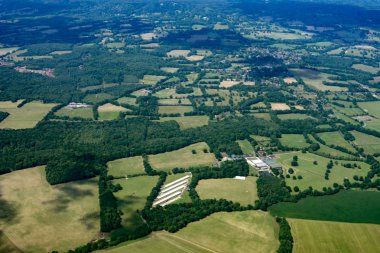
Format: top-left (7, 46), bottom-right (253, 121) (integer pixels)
top-left (0, 166), bottom-right (100, 253)
top-left (237, 139), bottom-right (254, 154)
top-left (158, 116), bottom-right (209, 129)
top-left (0, 101), bottom-right (57, 129)
top-left (269, 190), bottom-right (380, 224)
top-left (100, 211), bottom-right (279, 253)
top-left (107, 156), bottom-right (145, 178)
top-left (289, 219), bottom-right (380, 253)
top-left (279, 134), bottom-right (309, 149)
top-left (196, 177), bottom-right (258, 206)
top-left (277, 152), bottom-right (370, 191)
top-left (148, 142), bottom-right (217, 171)
top-left (158, 106), bottom-right (193, 115)
top-left (113, 176), bottom-right (158, 230)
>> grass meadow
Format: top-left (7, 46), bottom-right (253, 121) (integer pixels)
top-left (279, 134), bottom-right (310, 149)
top-left (158, 106), bottom-right (193, 115)
top-left (237, 139), bottom-right (255, 154)
top-left (317, 131), bottom-right (356, 152)
top-left (358, 101), bottom-right (380, 131)
top-left (55, 107), bottom-right (93, 119)
top-left (158, 116), bottom-right (209, 129)
top-left (351, 131), bottom-right (380, 154)
top-left (107, 156), bottom-right (145, 178)
top-left (98, 103), bottom-right (129, 120)
top-left (277, 113), bottom-right (314, 120)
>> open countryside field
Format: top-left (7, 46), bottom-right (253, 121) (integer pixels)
top-left (112, 176), bottom-right (158, 230)
top-left (271, 103), bottom-right (290, 111)
top-left (154, 87), bottom-right (202, 98)
top-left (148, 142), bottom-right (217, 171)
top-left (270, 190), bottom-right (380, 224)
top-left (55, 107), bottom-right (93, 119)
top-left (196, 177), bottom-right (258, 206)
top-left (166, 50), bottom-right (190, 57)
top-left (289, 219), bottom-right (380, 253)
top-left (117, 97), bottom-right (137, 106)
top-left (290, 68), bottom-right (347, 91)
top-left (278, 113), bottom-right (314, 120)
top-left (140, 75), bottom-right (166, 85)
top-left (279, 134), bottom-right (309, 149)
top-left (352, 64), bottom-right (380, 74)
top-left (357, 101), bottom-right (380, 131)
top-left (158, 105), bottom-right (193, 115)
top-left (158, 98), bottom-right (192, 105)
top-left (0, 167), bottom-right (99, 253)
top-left (0, 231), bottom-right (21, 253)
top-left (350, 130), bottom-right (380, 154)
top-left (277, 152), bottom-right (370, 191)
top-left (237, 139), bottom-right (254, 154)
top-left (317, 131), bottom-right (356, 152)
top-left (158, 116), bottom-right (209, 129)
top-left (98, 103), bottom-right (129, 120)
top-left (0, 101), bottom-right (57, 129)
top-left (100, 211), bottom-right (279, 253)
top-left (83, 93), bottom-right (115, 104)
top-left (308, 135), bottom-right (355, 159)
top-left (107, 156), bottom-right (145, 178)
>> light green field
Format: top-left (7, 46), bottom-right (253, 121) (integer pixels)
top-left (250, 101), bottom-right (267, 109)
top-left (140, 75), bottom-right (166, 85)
top-left (100, 211), bottom-right (279, 253)
top-left (317, 131), bottom-right (356, 152)
top-left (351, 130), bottom-right (380, 154)
top-left (289, 219), bottom-right (380, 253)
top-left (196, 177), bottom-right (258, 206)
top-left (358, 101), bottom-right (380, 131)
top-left (278, 113), bottom-right (314, 120)
top-left (237, 139), bottom-right (254, 154)
top-left (0, 166), bottom-right (99, 253)
top-left (107, 156), bottom-right (145, 178)
top-left (148, 142), bottom-right (217, 171)
top-left (55, 107), bottom-right (93, 119)
top-left (352, 64), bottom-right (380, 74)
top-left (0, 231), bottom-right (21, 253)
top-left (279, 134), bottom-right (309, 149)
top-left (0, 101), bottom-right (57, 129)
top-left (309, 135), bottom-right (355, 159)
top-left (250, 113), bottom-right (271, 120)
top-left (83, 93), bottom-right (115, 104)
top-left (277, 152), bottom-right (370, 191)
top-left (159, 98), bottom-right (192, 105)
top-left (290, 68), bottom-right (347, 91)
top-left (0, 47), bottom-right (19, 56)
top-left (154, 87), bottom-right (202, 98)
top-left (117, 97), bottom-right (137, 106)
top-left (158, 106), bottom-right (193, 115)
top-left (113, 176), bottom-right (158, 230)
top-left (158, 116), bottom-right (209, 129)
top-left (160, 67), bottom-right (179, 73)
top-left (98, 103), bottom-right (129, 120)
top-left (333, 105), bottom-right (365, 117)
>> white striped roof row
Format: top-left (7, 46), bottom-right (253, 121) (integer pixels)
top-left (157, 185), bottom-right (186, 200)
top-left (163, 175), bottom-right (191, 188)
top-left (161, 179), bottom-right (188, 193)
top-left (160, 196), bottom-right (181, 206)
top-left (153, 191), bottom-right (182, 206)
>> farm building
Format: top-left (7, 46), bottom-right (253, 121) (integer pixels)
top-left (246, 158), bottom-right (270, 170)
top-left (153, 173), bottom-right (192, 207)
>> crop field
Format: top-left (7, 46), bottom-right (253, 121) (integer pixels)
top-left (158, 116), bottom-right (209, 129)
top-left (317, 131), bottom-right (356, 152)
top-left (83, 93), bottom-right (115, 104)
top-left (101, 211), bottom-right (279, 253)
top-left (140, 33), bottom-right (156, 40)
top-left (290, 68), bottom-right (347, 91)
top-left (158, 98), bottom-right (192, 105)
top-left (113, 176), bottom-right (158, 230)
top-left (140, 75), bottom-right (166, 85)
top-left (277, 152), bottom-right (370, 191)
top-left (289, 219), bottom-right (380, 253)
top-left (220, 80), bottom-right (240, 87)
top-left (148, 142), bottom-right (217, 171)
top-left (98, 103), bottom-right (129, 120)
top-left (0, 101), bottom-right (57, 129)
top-left (158, 106), bottom-right (193, 115)
top-left (117, 97), bottom-right (137, 106)
top-left (55, 107), bottom-right (93, 119)
top-left (107, 156), bottom-right (145, 178)
top-left (350, 130), bottom-right (380, 154)
top-left (357, 101), bottom-right (380, 130)
top-left (279, 134), bottom-right (309, 149)
top-left (0, 167), bottom-right (99, 253)
top-left (352, 64), bottom-right (380, 74)
top-left (160, 67), bottom-right (179, 73)
top-left (196, 177), bottom-right (258, 206)
top-left (250, 102), bottom-right (266, 109)
top-left (166, 50), bottom-right (190, 57)
top-left (270, 190), bottom-right (380, 224)
top-left (237, 139), bottom-right (254, 154)
top-left (186, 55), bottom-right (204, 61)
top-left (277, 113), bottom-right (314, 120)
top-left (270, 103), bottom-right (290, 110)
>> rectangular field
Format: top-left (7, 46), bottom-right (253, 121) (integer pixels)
top-left (289, 219), bottom-right (380, 253)
top-left (237, 139), bottom-right (255, 154)
top-left (279, 134), bottom-right (309, 149)
top-left (317, 131), bottom-right (356, 152)
top-left (148, 142), bottom-right (217, 171)
top-left (55, 107), bottom-right (93, 119)
top-left (107, 156), bottom-right (145, 178)
top-left (158, 106), bottom-right (193, 115)
top-left (0, 166), bottom-right (99, 253)
top-left (357, 101), bottom-right (380, 130)
top-left (158, 116), bottom-right (209, 129)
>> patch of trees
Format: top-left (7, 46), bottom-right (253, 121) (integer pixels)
top-left (175, 85), bottom-right (193, 94)
top-left (0, 112), bottom-right (9, 122)
top-left (276, 217), bottom-right (293, 253)
top-left (256, 175), bottom-right (291, 210)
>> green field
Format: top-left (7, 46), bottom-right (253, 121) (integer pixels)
top-left (290, 68), bottom-right (347, 91)
top-left (277, 152), bottom-right (370, 191)
top-left (351, 130), bottom-right (380, 154)
top-left (237, 139), bottom-right (255, 154)
top-left (352, 64), bottom-right (380, 74)
top-left (278, 113), bottom-right (314, 120)
top-left (158, 98), bottom-right (192, 105)
top-left (158, 116), bottom-right (209, 129)
top-left (279, 134), bottom-right (309, 149)
top-left (309, 135), bottom-right (355, 159)
top-left (289, 219), bottom-right (380, 253)
top-left (358, 101), bottom-right (380, 131)
top-left (83, 93), bottom-right (115, 104)
top-left (117, 97), bottom-right (137, 106)
top-left (196, 177), bottom-right (258, 206)
top-left (0, 167), bottom-right (99, 253)
top-left (55, 107), bottom-right (93, 119)
top-left (0, 101), bottom-right (57, 129)
top-left (140, 75), bottom-right (166, 85)
top-left (158, 106), bottom-right (193, 115)
top-left (100, 211), bottom-right (279, 253)
top-left (148, 142), bottom-right (217, 171)
top-left (317, 131), bottom-right (356, 152)
top-left (107, 156), bottom-right (145, 178)
top-left (270, 190), bottom-right (380, 224)
top-left (112, 176), bottom-right (158, 230)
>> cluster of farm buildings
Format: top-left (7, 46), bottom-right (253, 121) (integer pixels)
top-left (153, 174), bottom-right (191, 207)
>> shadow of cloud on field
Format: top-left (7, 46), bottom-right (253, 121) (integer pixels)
top-left (0, 187), bottom-right (19, 223)
top-left (79, 211), bottom-right (99, 230)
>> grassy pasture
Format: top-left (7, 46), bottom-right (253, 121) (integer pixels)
top-left (277, 152), bottom-right (370, 191)
top-left (113, 176), bottom-right (158, 230)
top-left (158, 106), bottom-right (193, 115)
top-left (358, 101), bottom-right (380, 130)
top-left (317, 131), bottom-right (356, 152)
top-left (100, 211), bottom-right (279, 253)
top-left (196, 177), bottom-right (258, 206)
top-left (148, 142), bottom-right (217, 171)
top-left (250, 113), bottom-right (271, 120)
top-left (351, 130), bottom-right (380, 154)
top-left (0, 167), bottom-right (99, 253)
top-left (290, 68), bottom-right (347, 91)
top-left (186, 55), bottom-right (204, 61)
top-left (237, 139), bottom-right (254, 154)
top-left (166, 50), bottom-right (190, 57)
top-left (352, 64), bottom-right (380, 74)
top-left (279, 134), bottom-right (309, 149)
top-left (277, 113), bottom-right (314, 120)
top-left (270, 190), bottom-right (380, 224)
top-left (154, 87), bottom-right (202, 98)
top-left (107, 156), bottom-right (145, 178)
top-left (158, 98), bottom-right (192, 105)
top-left (0, 47), bottom-right (19, 56)
top-left (158, 116), bottom-right (209, 129)
top-left (309, 135), bottom-right (355, 159)
top-left (140, 75), bottom-right (166, 85)
top-left (160, 67), bottom-right (179, 73)
top-left (83, 93), bottom-right (115, 104)
top-left (55, 107), bottom-right (93, 119)
top-left (98, 103), bottom-right (129, 120)
top-left (117, 97), bottom-right (137, 106)
top-left (270, 103), bottom-right (290, 110)
top-left (289, 219), bottom-right (380, 253)
top-left (0, 101), bottom-right (57, 129)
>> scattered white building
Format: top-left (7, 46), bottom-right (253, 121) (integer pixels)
top-left (153, 173), bottom-right (191, 207)
top-left (246, 158), bottom-right (270, 170)
top-left (66, 102), bottom-right (91, 109)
